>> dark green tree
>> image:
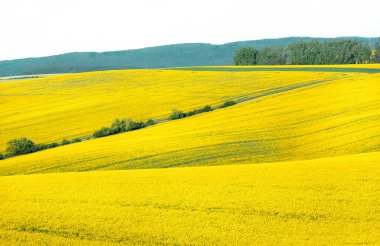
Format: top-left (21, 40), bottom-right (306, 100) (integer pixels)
top-left (169, 110), bottom-right (186, 120)
top-left (288, 42), bottom-right (308, 64)
top-left (234, 48), bottom-right (258, 65)
top-left (186, 105), bottom-right (213, 117)
top-left (61, 139), bottom-right (70, 145)
top-left (257, 47), bottom-right (288, 65)
top-left (110, 118), bottom-right (127, 134)
top-left (375, 38), bottom-right (380, 62)
top-left (201, 105), bottom-right (212, 112)
top-left (289, 40), bottom-right (371, 65)
top-left (70, 138), bottom-right (82, 143)
top-left (93, 127), bottom-right (111, 138)
top-left (125, 119), bottom-right (145, 131)
top-left (352, 42), bottom-right (371, 64)
top-left (145, 119), bottom-right (156, 126)
top-left (93, 118), bottom-right (145, 138)
top-left (6, 138), bottom-right (36, 157)
top-left (221, 100), bottom-right (236, 108)
top-left (35, 142), bottom-right (59, 151)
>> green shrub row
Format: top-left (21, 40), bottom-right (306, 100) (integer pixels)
top-left (220, 100), bottom-right (236, 108)
top-left (0, 100), bottom-right (237, 160)
top-left (92, 118), bottom-right (153, 138)
top-left (169, 105), bottom-right (212, 120)
top-left (0, 137), bottom-right (85, 159)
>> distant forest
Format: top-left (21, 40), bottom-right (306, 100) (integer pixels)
top-left (234, 39), bottom-right (380, 65)
top-left (0, 37), bottom-right (378, 77)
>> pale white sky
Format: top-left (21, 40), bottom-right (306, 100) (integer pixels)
top-left (0, 0), bottom-right (379, 60)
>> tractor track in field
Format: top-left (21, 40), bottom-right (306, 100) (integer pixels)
top-left (68, 77), bottom-right (341, 142)
top-left (1, 75), bottom-right (343, 161)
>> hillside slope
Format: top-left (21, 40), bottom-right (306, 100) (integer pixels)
top-left (0, 152), bottom-right (379, 245)
top-left (0, 68), bottom-right (348, 151)
top-left (1, 68), bottom-right (379, 175)
top-left (0, 37), bottom-right (377, 76)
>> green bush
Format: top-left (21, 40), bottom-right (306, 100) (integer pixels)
top-left (125, 119), bottom-right (145, 131)
top-left (93, 127), bottom-right (111, 138)
top-left (186, 105), bottom-right (212, 117)
top-left (93, 118), bottom-right (146, 138)
top-left (169, 110), bottom-right (186, 120)
top-left (145, 119), bottom-right (156, 126)
top-left (186, 111), bottom-right (196, 117)
top-left (46, 142), bottom-right (59, 149)
top-left (0, 152), bottom-right (4, 160)
top-left (61, 139), bottom-right (70, 145)
top-left (110, 118), bottom-right (127, 134)
top-left (70, 138), bottom-right (82, 143)
top-left (35, 142), bottom-right (59, 151)
top-left (201, 105), bottom-right (212, 112)
top-left (234, 47), bottom-right (258, 65)
top-left (6, 138), bottom-right (36, 157)
top-left (221, 100), bottom-right (237, 108)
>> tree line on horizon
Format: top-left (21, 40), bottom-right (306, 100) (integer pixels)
top-left (234, 38), bottom-right (380, 65)
top-left (1, 37), bottom-right (377, 77)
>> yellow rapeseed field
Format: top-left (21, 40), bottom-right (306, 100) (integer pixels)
top-left (0, 152), bottom-right (379, 245)
top-left (0, 68), bottom-right (379, 175)
top-left (1, 65), bottom-right (380, 245)
top-left (0, 68), bottom-right (364, 151)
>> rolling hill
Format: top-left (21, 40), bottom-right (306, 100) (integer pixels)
top-left (0, 37), bottom-right (377, 77)
top-left (1, 65), bottom-right (379, 175)
top-left (0, 67), bottom-right (348, 152)
top-left (1, 65), bottom-right (379, 245)
top-left (0, 152), bottom-right (379, 245)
